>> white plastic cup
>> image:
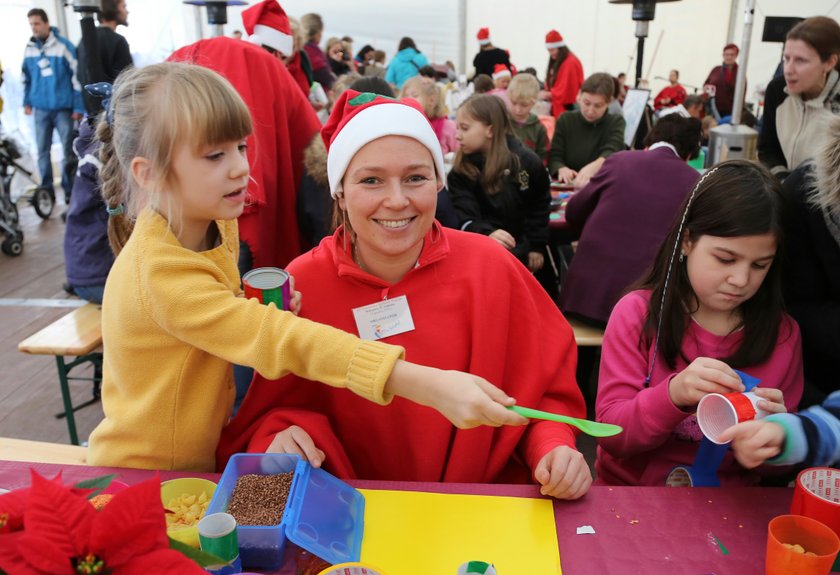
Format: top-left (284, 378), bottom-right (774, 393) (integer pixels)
top-left (697, 391), bottom-right (769, 444)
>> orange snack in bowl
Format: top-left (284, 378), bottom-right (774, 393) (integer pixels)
top-left (89, 494), bottom-right (114, 510)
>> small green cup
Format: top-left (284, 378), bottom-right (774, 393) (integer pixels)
top-left (198, 512), bottom-right (239, 563)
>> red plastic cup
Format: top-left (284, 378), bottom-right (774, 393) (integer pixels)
top-left (696, 391), bottom-right (769, 444)
top-left (766, 514), bottom-right (840, 575)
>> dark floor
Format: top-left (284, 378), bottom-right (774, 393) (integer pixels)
top-left (0, 196), bottom-right (105, 445)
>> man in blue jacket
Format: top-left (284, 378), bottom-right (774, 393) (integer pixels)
top-left (22, 8), bottom-right (83, 204)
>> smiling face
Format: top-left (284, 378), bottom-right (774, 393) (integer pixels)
top-left (338, 135), bottom-right (440, 274)
top-left (784, 38), bottom-right (838, 99)
top-left (455, 108), bottom-right (493, 154)
top-left (682, 232), bottom-right (777, 322)
top-left (165, 138), bottom-right (250, 244)
top-left (578, 91), bottom-right (609, 123)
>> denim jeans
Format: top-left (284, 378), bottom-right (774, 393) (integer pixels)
top-left (72, 285), bottom-right (105, 305)
top-left (34, 108), bottom-right (77, 203)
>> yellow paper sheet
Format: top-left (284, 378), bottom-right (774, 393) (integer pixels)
top-left (358, 489), bottom-right (561, 575)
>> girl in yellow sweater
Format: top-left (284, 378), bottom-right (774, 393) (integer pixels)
top-left (87, 62), bottom-right (526, 471)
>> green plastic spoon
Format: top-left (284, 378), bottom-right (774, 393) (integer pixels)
top-left (507, 405), bottom-right (623, 437)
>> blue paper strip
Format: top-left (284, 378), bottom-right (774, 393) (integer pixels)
top-left (734, 369), bottom-right (760, 391)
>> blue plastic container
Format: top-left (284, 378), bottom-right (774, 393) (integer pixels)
top-left (207, 454), bottom-right (365, 570)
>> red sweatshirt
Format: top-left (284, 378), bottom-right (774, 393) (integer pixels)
top-left (653, 84), bottom-right (687, 110)
top-left (217, 224), bottom-right (584, 483)
top-left (548, 52), bottom-right (584, 119)
top-left (596, 291), bottom-right (804, 486)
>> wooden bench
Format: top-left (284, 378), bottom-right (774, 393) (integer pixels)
top-left (0, 437), bottom-right (88, 465)
top-left (567, 317), bottom-right (605, 347)
top-left (18, 303), bottom-right (103, 446)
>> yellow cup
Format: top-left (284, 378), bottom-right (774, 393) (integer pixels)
top-left (160, 477), bottom-right (217, 548)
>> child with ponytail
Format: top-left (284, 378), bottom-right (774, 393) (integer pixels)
top-left (87, 63), bottom-right (526, 472)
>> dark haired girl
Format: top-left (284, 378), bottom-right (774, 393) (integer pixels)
top-left (595, 160), bottom-right (804, 486)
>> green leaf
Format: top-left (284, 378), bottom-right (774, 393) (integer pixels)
top-left (73, 474), bottom-right (116, 499)
top-left (168, 536), bottom-right (229, 568)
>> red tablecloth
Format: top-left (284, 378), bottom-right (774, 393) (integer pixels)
top-left (0, 460), bottom-right (796, 575)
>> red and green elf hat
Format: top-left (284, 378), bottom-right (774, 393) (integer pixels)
top-left (321, 90), bottom-right (446, 198)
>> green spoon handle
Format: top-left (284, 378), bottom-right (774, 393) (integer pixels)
top-left (507, 405), bottom-right (623, 437)
top-left (509, 405), bottom-right (576, 424)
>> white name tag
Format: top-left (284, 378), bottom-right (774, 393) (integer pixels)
top-left (352, 295), bottom-right (415, 340)
top-left (40, 67), bottom-right (53, 77)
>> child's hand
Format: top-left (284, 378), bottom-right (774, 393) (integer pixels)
top-left (527, 251), bottom-right (545, 272)
top-left (385, 361), bottom-right (529, 429)
top-left (669, 357), bottom-right (744, 410)
top-left (266, 425), bottom-right (325, 467)
top-left (717, 419), bottom-right (786, 469)
top-left (556, 167), bottom-right (578, 184)
top-left (752, 387), bottom-right (787, 414)
top-left (489, 229), bottom-right (516, 250)
top-left (534, 446), bottom-right (592, 500)
top-left (287, 275), bottom-right (302, 316)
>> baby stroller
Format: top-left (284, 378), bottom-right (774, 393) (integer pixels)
top-left (0, 134), bottom-right (55, 256)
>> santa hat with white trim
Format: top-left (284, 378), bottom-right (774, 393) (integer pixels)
top-left (242, 0), bottom-right (294, 57)
top-left (545, 30), bottom-right (566, 49)
top-left (492, 64), bottom-right (511, 81)
top-left (476, 27), bottom-right (491, 46)
top-left (321, 90), bottom-right (445, 198)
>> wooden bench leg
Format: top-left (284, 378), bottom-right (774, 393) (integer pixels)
top-left (52, 352), bottom-right (103, 446)
top-left (55, 356), bottom-right (79, 446)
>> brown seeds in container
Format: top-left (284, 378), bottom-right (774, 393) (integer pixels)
top-left (228, 472), bottom-right (294, 526)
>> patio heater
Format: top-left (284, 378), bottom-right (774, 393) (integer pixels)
top-left (183, 0), bottom-right (248, 38)
top-left (609, 0), bottom-right (681, 88)
top-left (706, 0), bottom-right (759, 166)
top-left (66, 0), bottom-right (105, 86)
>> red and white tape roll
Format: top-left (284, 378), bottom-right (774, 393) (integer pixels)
top-left (791, 467), bottom-right (840, 537)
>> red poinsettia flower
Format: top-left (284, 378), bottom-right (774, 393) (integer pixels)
top-left (0, 472), bottom-right (92, 535)
top-left (0, 471), bottom-right (205, 575)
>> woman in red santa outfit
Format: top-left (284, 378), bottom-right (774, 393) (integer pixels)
top-left (541, 29), bottom-right (584, 118)
top-left (218, 91), bottom-right (591, 500)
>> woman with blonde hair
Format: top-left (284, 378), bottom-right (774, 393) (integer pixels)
top-left (87, 63), bottom-right (528, 471)
top-left (220, 91), bottom-right (589, 498)
top-left (401, 76), bottom-right (457, 154)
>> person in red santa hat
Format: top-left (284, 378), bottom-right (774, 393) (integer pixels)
top-left (218, 90), bottom-right (591, 500)
top-left (489, 63), bottom-right (513, 108)
top-left (540, 29), bottom-right (584, 118)
top-left (492, 63), bottom-right (512, 90)
top-left (473, 27), bottom-right (511, 78)
top-left (241, 0), bottom-right (311, 98)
